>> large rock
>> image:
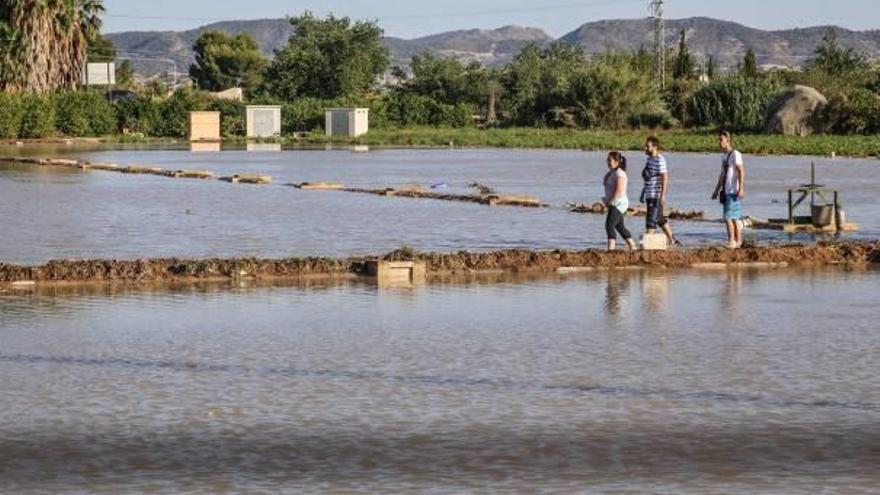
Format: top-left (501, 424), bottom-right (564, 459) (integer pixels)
top-left (764, 85), bottom-right (828, 136)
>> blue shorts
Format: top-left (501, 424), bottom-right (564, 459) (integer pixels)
top-left (723, 196), bottom-right (742, 221)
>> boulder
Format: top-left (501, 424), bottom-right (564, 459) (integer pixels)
top-left (764, 85), bottom-right (827, 136)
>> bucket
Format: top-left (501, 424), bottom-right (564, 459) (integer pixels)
top-left (811, 204), bottom-right (834, 227)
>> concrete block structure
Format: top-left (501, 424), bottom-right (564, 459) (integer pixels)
top-left (325, 108), bottom-right (369, 137)
top-left (246, 105), bottom-right (282, 138)
top-left (366, 260), bottom-right (426, 287)
top-left (188, 111), bottom-right (221, 141)
top-left (641, 233), bottom-right (668, 251)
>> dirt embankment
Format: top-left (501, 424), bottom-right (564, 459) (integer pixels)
top-left (1, 243), bottom-right (877, 286)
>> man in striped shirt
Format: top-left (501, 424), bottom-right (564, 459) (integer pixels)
top-left (641, 136), bottom-right (681, 246)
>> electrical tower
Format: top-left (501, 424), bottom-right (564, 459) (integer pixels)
top-left (650, 0), bottom-right (666, 90)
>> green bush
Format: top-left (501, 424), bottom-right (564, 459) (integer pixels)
top-left (19, 93), bottom-right (56, 138)
top-left (115, 96), bottom-right (163, 135)
top-left (687, 76), bottom-right (780, 131)
top-left (54, 91), bottom-right (116, 137)
top-left (152, 89), bottom-right (210, 137)
top-left (813, 89), bottom-right (880, 135)
top-left (627, 111), bottom-right (677, 129)
top-left (571, 55), bottom-right (664, 129)
top-left (281, 97), bottom-right (326, 133)
top-left (386, 94), bottom-right (473, 127)
top-left (0, 92), bottom-right (24, 138)
top-left (207, 99), bottom-right (246, 137)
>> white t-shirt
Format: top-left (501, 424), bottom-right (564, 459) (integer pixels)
top-left (723, 150), bottom-right (743, 196)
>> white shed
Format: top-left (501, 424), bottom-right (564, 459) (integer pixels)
top-left (246, 105), bottom-right (282, 138)
top-left (325, 108), bottom-right (369, 137)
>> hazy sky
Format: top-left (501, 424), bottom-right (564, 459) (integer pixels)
top-left (102, 0), bottom-right (878, 37)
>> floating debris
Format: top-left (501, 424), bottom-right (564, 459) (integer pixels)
top-left (342, 186), bottom-right (546, 208)
top-left (293, 182), bottom-right (345, 190)
top-left (469, 182), bottom-right (496, 195)
top-left (566, 202), bottom-right (704, 221)
top-left (744, 216), bottom-right (859, 233)
top-left (219, 174), bottom-right (273, 184)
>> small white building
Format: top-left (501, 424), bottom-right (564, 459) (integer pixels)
top-left (81, 62), bottom-right (116, 86)
top-left (246, 105), bottom-right (282, 138)
top-left (325, 108), bottom-right (369, 137)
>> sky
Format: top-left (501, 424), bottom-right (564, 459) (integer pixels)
top-left (102, 0), bottom-right (878, 37)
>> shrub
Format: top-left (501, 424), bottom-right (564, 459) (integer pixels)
top-left (386, 94), bottom-right (473, 127)
top-left (812, 89), bottom-right (880, 135)
top-left (687, 76), bottom-right (780, 131)
top-left (281, 97), bottom-right (326, 133)
top-left (19, 93), bottom-right (56, 138)
top-left (115, 96), bottom-right (163, 135)
top-left (627, 111), bottom-right (678, 129)
top-left (571, 55), bottom-right (664, 129)
top-left (0, 92), bottom-right (24, 138)
top-left (207, 99), bottom-right (246, 137)
top-left (151, 89), bottom-right (210, 137)
top-left (54, 91), bottom-right (116, 137)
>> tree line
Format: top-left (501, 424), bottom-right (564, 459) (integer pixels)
top-left (2, 4), bottom-right (879, 138)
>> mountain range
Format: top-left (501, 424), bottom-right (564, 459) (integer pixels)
top-left (105, 17), bottom-right (880, 78)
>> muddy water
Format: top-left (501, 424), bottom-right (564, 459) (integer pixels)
top-left (1, 145), bottom-right (878, 264)
top-left (1, 268), bottom-right (878, 493)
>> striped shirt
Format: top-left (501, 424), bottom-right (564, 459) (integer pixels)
top-left (642, 154), bottom-right (667, 200)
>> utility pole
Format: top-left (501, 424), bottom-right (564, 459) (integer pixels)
top-left (650, 0), bottom-right (666, 90)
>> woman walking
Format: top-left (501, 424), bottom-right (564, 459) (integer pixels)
top-left (603, 151), bottom-right (637, 252)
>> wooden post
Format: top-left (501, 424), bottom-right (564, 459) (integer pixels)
top-left (788, 189), bottom-right (793, 224)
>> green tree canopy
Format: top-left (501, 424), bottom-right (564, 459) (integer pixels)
top-left (740, 48), bottom-right (758, 78)
top-left (672, 29), bottom-right (695, 80)
top-left (189, 30), bottom-right (269, 93)
top-left (705, 55), bottom-right (717, 79)
top-left (115, 59), bottom-right (134, 88)
top-left (87, 33), bottom-right (115, 62)
top-left (808, 28), bottom-right (870, 76)
top-left (502, 43), bottom-right (589, 125)
top-left (1, 0), bottom-right (104, 93)
top-left (395, 54), bottom-right (490, 107)
top-left (264, 12), bottom-right (389, 100)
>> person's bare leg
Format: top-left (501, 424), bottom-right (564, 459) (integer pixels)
top-left (734, 220), bottom-right (743, 247)
top-left (661, 223), bottom-right (674, 243)
top-left (607, 239), bottom-right (616, 251)
top-left (625, 238), bottom-right (637, 251)
top-left (726, 220), bottom-right (736, 247)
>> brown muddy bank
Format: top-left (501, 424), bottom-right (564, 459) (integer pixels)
top-left (1, 243), bottom-right (877, 287)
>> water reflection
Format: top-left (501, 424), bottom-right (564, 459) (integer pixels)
top-left (189, 142), bottom-right (221, 153)
top-left (604, 271), bottom-right (630, 317)
top-left (2, 268), bottom-right (878, 492)
top-left (246, 143), bottom-right (282, 152)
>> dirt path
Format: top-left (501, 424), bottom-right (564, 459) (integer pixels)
top-left (1, 243), bottom-right (877, 286)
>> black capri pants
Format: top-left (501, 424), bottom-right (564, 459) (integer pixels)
top-left (605, 206), bottom-right (633, 240)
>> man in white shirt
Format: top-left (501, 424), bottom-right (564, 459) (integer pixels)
top-left (711, 130), bottom-right (745, 248)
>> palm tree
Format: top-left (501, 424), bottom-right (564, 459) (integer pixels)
top-left (1, 0), bottom-right (104, 93)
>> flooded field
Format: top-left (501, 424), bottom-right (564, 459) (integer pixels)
top-left (1, 144), bottom-right (878, 264)
top-left (1, 145), bottom-right (877, 493)
top-left (1, 268), bottom-right (878, 493)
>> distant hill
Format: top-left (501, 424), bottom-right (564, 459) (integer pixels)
top-left (560, 17), bottom-right (880, 70)
top-left (106, 19), bottom-right (552, 77)
top-left (106, 16), bottom-right (880, 78)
